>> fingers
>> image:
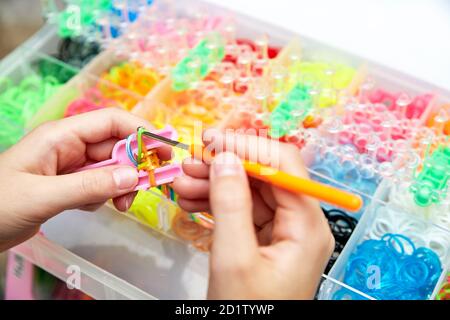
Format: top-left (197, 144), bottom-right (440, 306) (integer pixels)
top-left (113, 192), bottom-right (138, 212)
top-left (79, 202), bottom-right (105, 212)
top-left (203, 131), bottom-right (324, 245)
top-left (267, 207), bottom-right (335, 281)
top-left (250, 189), bottom-right (275, 228)
top-left (175, 184), bottom-right (275, 238)
top-left (156, 144), bottom-right (173, 161)
top-left (13, 109), bottom-right (155, 171)
top-left (271, 205), bottom-right (329, 246)
top-left (182, 158), bottom-right (210, 178)
top-left (256, 221), bottom-right (274, 246)
top-left (254, 181), bottom-right (277, 211)
top-left (205, 130), bottom-right (318, 205)
top-left (65, 108), bottom-right (172, 161)
top-left (203, 129), bottom-right (309, 178)
top-left (173, 158), bottom-right (210, 212)
top-left (87, 138), bottom-right (119, 162)
top-left (203, 129), bottom-right (282, 167)
top-left (264, 153), bottom-right (326, 247)
top-left (172, 175), bottom-right (210, 200)
top-left (58, 108), bottom-right (154, 143)
top-left (36, 165), bottom-right (139, 215)
top-left (209, 152), bottom-right (258, 263)
top-left (177, 198), bottom-right (210, 212)
top-left (180, 130), bottom-right (327, 253)
top-left (22, 108), bottom-right (151, 152)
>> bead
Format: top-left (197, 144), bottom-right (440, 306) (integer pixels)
top-left (335, 233), bottom-right (442, 300)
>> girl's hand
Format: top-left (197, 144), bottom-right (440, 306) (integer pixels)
top-left (173, 131), bottom-right (334, 299)
top-left (0, 108), bottom-right (169, 251)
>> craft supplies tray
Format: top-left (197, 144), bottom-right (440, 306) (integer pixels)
top-left (1, 0), bottom-right (449, 300)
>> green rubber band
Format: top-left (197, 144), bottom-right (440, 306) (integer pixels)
top-left (0, 77), bottom-right (12, 92)
top-left (411, 144), bottom-right (450, 207)
top-left (269, 84), bottom-right (313, 138)
top-left (0, 74), bottom-right (62, 149)
top-left (172, 33), bottom-right (225, 91)
top-left (19, 76), bottom-right (43, 92)
top-left (137, 126), bottom-right (145, 164)
top-left (2, 87), bottom-right (22, 104)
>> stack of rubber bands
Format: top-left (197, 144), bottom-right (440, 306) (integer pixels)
top-left (64, 62), bottom-right (160, 117)
top-left (108, 13), bottom-right (228, 73)
top-left (36, 58), bottom-right (78, 84)
top-left (0, 76), bottom-right (61, 148)
top-left (308, 146), bottom-right (378, 218)
top-left (226, 54), bottom-right (356, 143)
top-left (367, 89), bottom-right (432, 121)
top-left (56, 36), bottom-right (101, 69)
top-left (334, 233), bottom-right (442, 300)
top-left (165, 37), bottom-right (281, 143)
top-left (64, 86), bottom-right (116, 117)
top-left (323, 208), bottom-right (358, 273)
top-left (171, 210), bottom-right (213, 252)
top-left (100, 62), bottom-right (160, 99)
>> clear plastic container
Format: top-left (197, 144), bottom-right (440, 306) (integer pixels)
top-left (12, 206), bottom-right (209, 300)
top-left (0, 49), bottom-right (79, 150)
top-left (29, 64), bottom-right (145, 127)
top-left (320, 180), bottom-right (450, 300)
top-left (1, 0), bottom-right (449, 300)
top-left (10, 170), bottom-right (370, 300)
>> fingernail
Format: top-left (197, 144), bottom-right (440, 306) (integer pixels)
top-left (183, 157), bottom-right (203, 165)
top-left (113, 167), bottom-right (138, 190)
top-left (212, 152), bottom-right (244, 178)
top-left (124, 196), bottom-right (131, 211)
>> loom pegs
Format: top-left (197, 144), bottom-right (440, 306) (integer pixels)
top-left (252, 34), bottom-right (269, 76)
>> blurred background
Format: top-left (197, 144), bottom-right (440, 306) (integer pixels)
top-left (207, 0), bottom-right (450, 90)
top-left (0, 0), bottom-right (44, 58)
top-left (1, 0), bottom-right (449, 88)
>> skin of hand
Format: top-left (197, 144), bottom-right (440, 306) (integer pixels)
top-left (172, 131), bottom-right (335, 299)
top-left (0, 108), bottom-right (170, 252)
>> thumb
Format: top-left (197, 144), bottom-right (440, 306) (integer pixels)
top-left (209, 152), bottom-right (258, 262)
top-left (39, 165), bottom-right (139, 213)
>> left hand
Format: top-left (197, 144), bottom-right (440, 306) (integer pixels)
top-left (0, 108), bottom-right (169, 251)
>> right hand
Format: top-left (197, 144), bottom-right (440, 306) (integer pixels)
top-left (173, 131), bottom-right (334, 299)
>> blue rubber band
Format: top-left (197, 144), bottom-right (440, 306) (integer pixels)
top-left (334, 233), bottom-right (442, 300)
top-left (126, 134), bottom-right (138, 166)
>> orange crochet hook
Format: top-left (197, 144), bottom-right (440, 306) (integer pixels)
top-left (241, 160), bottom-right (362, 212)
top-left (142, 130), bottom-right (363, 212)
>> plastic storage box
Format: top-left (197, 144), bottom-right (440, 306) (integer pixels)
top-left (1, 0), bottom-right (449, 300)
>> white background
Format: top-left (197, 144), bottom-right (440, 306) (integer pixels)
top-left (205, 0), bottom-right (450, 91)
